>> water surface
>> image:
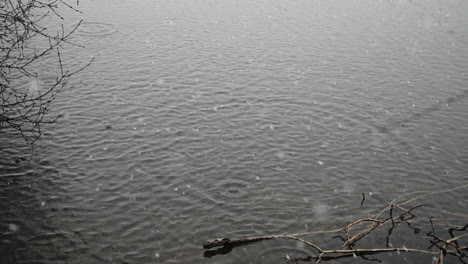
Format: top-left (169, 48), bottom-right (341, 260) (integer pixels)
top-left (1, 0), bottom-right (468, 263)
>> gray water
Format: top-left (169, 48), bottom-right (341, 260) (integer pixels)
top-left (1, 0), bottom-right (468, 263)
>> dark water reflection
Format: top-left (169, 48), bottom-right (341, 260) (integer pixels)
top-left (0, 145), bottom-right (90, 263)
top-left (1, 0), bottom-right (468, 263)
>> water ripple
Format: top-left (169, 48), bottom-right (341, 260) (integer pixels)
top-left (72, 21), bottom-right (118, 37)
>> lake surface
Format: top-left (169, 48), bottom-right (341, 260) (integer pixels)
top-left (1, 0), bottom-right (468, 263)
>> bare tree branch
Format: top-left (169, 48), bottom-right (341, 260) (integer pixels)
top-left (203, 184), bottom-right (468, 264)
top-left (1, 0), bottom-right (91, 143)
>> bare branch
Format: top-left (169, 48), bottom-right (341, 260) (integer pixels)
top-left (1, 0), bottom-right (91, 143)
top-left (203, 184), bottom-right (468, 263)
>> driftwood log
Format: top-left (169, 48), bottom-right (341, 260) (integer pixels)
top-left (203, 236), bottom-right (278, 249)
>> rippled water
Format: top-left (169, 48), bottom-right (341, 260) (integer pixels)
top-left (1, 0), bottom-right (468, 263)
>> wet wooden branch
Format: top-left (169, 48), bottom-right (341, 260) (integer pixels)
top-left (203, 229), bottom-right (344, 250)
top-left (203, 236), bottom-right (277, 249)
top-left (203, 184), bottom-right (468, 263)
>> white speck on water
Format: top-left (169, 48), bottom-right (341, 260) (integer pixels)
top-left (41, 201), bottom-right (46, 207)
top-left (103, 147), bottom-right (108, 150)
top-left (269, 125), bottom-right (274, 130)
top-left (285, 254), bottom-right (290, 260)
top-left (313, 203), bottom-right (329, 218)
top-left (174, 187), bottom-right (178, 191)
top-left (155, 252), bottom-right (160, 258)
top-left (342, 181), bottom-right (355, 193)
top-left (369, 192), bottom-right (373, 196)
top-left (130, 174), bottom-right (134, 180)
top-left (256, 176), bottom-right (260, 180)
top-left (353, 253), bottom-right (357, 258)
top-left (96, 186), bottom-right (100, 191)
top-left (338, 123), bottom-right (343, 128)
top-left (89, 155), bottom-right (93, 159)
top-left (186, 185), bottom-right (191, 188)
top-left (277, 152), bottom-right (285, 159)
top-left (213, 106), bottom-right (218, 111)
top-left (8, 223), bottom-right (19, 232)
top-left (403, 245), bottom-right (408, 252)
top-left (318, 161), bottom-right (324, 165)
